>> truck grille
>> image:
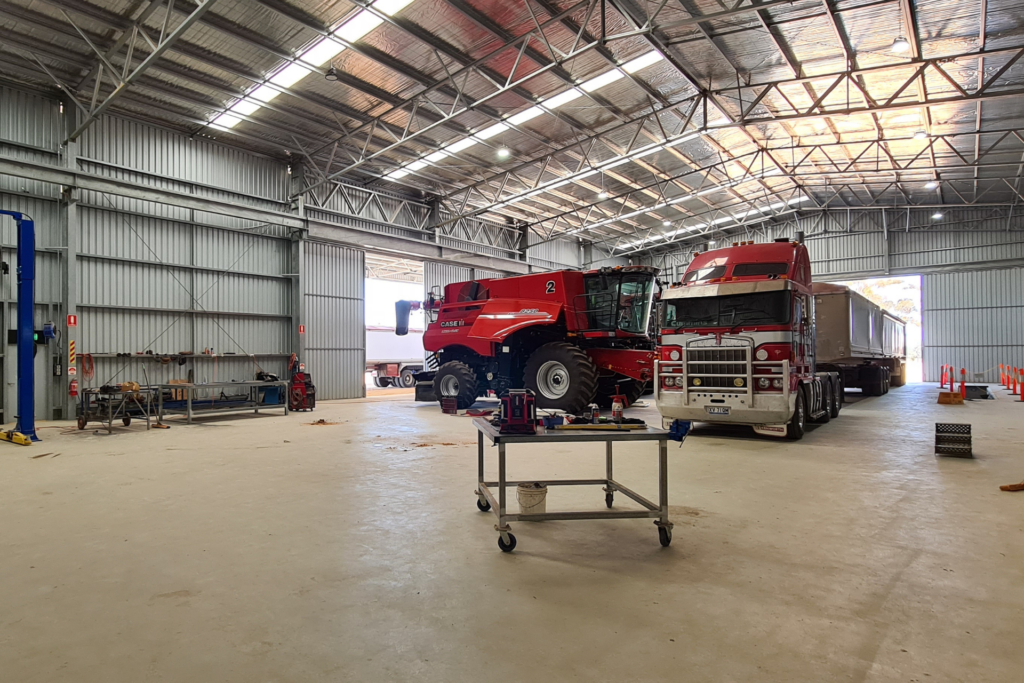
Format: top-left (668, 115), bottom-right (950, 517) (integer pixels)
top-left (686, 347), bottom-right (749, 391)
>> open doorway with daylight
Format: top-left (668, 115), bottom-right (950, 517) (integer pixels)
top-left (364, 253), bottom-right (424, 392)
top-left (832, 275), bottom-right (923, 383)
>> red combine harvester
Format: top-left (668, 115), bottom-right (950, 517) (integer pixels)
top-left (655, 239), bottom-right (841, 440)
top-left (396, 266), bottom-right (659, 413)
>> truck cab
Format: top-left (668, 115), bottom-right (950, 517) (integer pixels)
top-left (656, 240), bottom-right (840, 439)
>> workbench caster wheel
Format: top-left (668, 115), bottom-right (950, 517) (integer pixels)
top-left (476, 498), bottom-right (491, 512)
top-left (605, 493), bottom-right (614, 509)
top-left (77, 416), bottom-right (87, 430)
top-left (122, 416), bottom-right (132, 427)
top-left (498, 533), bottom-right (517, 553)
top-left (658, 527), bottom-right (672, 548)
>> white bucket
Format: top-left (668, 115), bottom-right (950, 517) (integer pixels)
top-left (517, 482), bottom-right (548, 516)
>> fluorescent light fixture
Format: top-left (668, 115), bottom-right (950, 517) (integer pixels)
top-left (230, 99), bottom-right (261, 116)
top-left (601, 158), bottom-right (631, 170)
top-left (386, 169), bottom-right (410, 180)
top-left (508, 106), bottom-right (545, 125)
top-left (425, 151), bottom-right (448, 162)
top-left (892, 36), bottom-right (911, 53)
top-left (302, 37), bottom-right (345, 67)
top-left (375, 0), bottom-right (416, 14)
top-left (407, 160), bottom-right (427, 171)
top-left (336, 11), bottom-right (384, 42)
top-left (580, 70), bottom-right (624, 92)
top-left (250, 84), bottom-right (279, 103)
top-left (446, 138), bottom-right (477, 154)
top-left (270, 62), bottom-right (313, 89)
top-left (543, 89), bottom-right (582, 109)
top-left (925, 180), bottom-right (939, 189)
top-left (211, 113), bottom-right (242, 129)
top-left (474, 123), bottom-right (508, 140)
top-left (932, 212), bottom-right (944, 220)
top-left (622, 51), bottom-right (663, 74)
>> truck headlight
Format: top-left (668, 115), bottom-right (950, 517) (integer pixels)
top-left (755, 349), bottom-right (768, 360)
top-left (758, 378), bottom-right (770, 389)
top-left (733, 377), bottom-right (744, 387)
top-left (674, 376), bottom-right (686, 387)
top-left (772, 378), bottom-right (784, 389)
top-left (691, 377), bottom-right (701, 386)
top-left (669, 349), bottom-right (680, 360)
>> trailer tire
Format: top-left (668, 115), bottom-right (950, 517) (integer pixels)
top-left (398, 368), bottom-right (417, 388)
top-left (524, 342), bottom-right (598, 413)
top-left (594, 376), bottom-right (647, 409)
top-left (785, 386), bottom-right (807, 440)
top-left (434, 361), bottom-right (479, 410)
top-left (865, 367), bottom-right (884, 396)
top-left (373, 377), bottom-right (391, 388)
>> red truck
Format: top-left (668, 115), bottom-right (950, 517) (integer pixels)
top-left (399, 266), bottom-right (659, 413)
top-left (655, 240), bottom-right (842, 439)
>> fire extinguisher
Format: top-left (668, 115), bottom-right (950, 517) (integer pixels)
top-left (69, 379), bottom-right (78, 397)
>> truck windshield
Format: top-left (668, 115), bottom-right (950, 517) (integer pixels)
top-left (580, 273), bottom-right (655, 334)
top-left (662, 290), bottom-right (791, 329)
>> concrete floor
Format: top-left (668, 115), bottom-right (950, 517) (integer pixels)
top-left (2, 383), bottom-right (1022, 682)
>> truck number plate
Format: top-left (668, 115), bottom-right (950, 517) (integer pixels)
top-left (705, 406), bottom-right (730, 415)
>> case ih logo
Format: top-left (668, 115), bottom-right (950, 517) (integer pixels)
top-left (440, 320), bottom-right (464, 328)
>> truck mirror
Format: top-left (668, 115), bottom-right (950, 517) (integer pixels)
top-left (395, 300), bottom-right (412, 336)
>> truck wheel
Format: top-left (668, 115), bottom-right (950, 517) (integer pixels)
top-left (372, 377), bottom-right (391, 388)
top-left (398, 368), bottom-right (417, 388)
top-left (433, 361), bottom-right (479, 410)
top-left (829, 380), bottom-right (841, 418)
top-left (524, 342), bottom-right (598, 413)
top-left (785, 386), bottom-right (806, 440)
top-left (594, 376), bottom-right (646, 409)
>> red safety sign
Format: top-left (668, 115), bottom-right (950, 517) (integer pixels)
top-left (299, 324), bottom-right (306, 334)
top-left (67, 314), bottom-right (78, 327)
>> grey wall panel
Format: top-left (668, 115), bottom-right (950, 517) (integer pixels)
top-left (474, 269), bottom-right (504, 280)
top-left (891, 230), bottom-right (1024, 272)
top-left (0, 86), bottom-right (61, 199)
top-left (78, 115), bottom-right (289, 203)
top-left (922, 267), bottom-right (1024, 383)
top-left (77, 308), bottom-right (192, 357)
top-left (0, 85), bottom-right (60, 151)
top-left (304, 241), bottom-right (364, 400)
top-left (424, 262), bottom-right (472, 297)
top-left (528, 233), bottom-right (580, 270)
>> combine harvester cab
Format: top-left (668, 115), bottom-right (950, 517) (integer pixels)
top-left (398, 266), bottom-right (660, 413)
top-left (656, 240), bottom-right (841, 440)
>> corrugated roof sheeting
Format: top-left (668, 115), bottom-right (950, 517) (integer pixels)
top-left (922, 266), bottom-right (1024, 382)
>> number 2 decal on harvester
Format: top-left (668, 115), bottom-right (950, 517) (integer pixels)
top-left (545, 280), bottom-right (555, 294)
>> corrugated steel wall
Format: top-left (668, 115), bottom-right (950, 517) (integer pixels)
top-left (0, 85), bottom-right (65, 420)
top-left (304, 241), bottom-right (365, 400)
top-left (528, 232), bottom-right (581, 270)
top-left (922, 267), bottom-right (1024, 383)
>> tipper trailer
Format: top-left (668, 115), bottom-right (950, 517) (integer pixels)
top-left (812, 282), bottom-right (907, 395)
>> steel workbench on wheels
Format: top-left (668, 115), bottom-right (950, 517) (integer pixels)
top-left (472, 418), bottom-right (675, 552)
